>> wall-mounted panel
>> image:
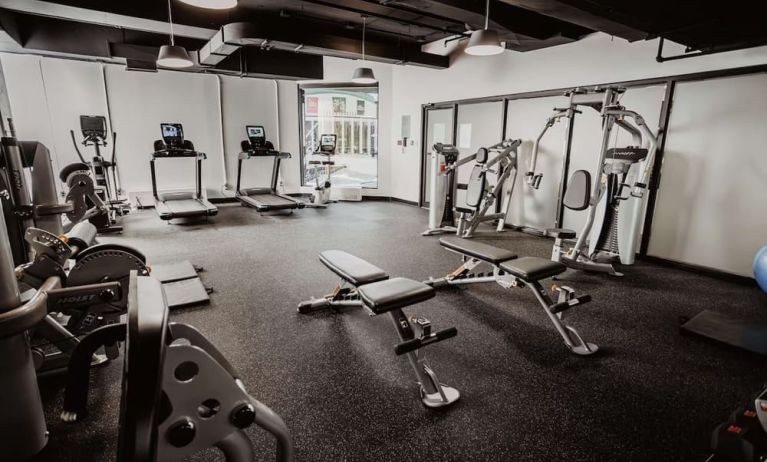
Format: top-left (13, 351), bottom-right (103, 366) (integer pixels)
top-left (1, 54), bottom-right (59, 185)
top-left (219, 76), bottom-right (279, 194)
top-left (104, 67), bottom-right (224, 197)
top-left (505, 94), bottom-right (569, 230)
top-left (455, 101), bottom-right (504, 207)
top-left (40, 58), bottom-right (110, 170)
top-left (648, 74), bottom-right (767, 276)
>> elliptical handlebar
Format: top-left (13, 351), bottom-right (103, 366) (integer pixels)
top-left (70, 130), bottom-right (87, 163)
top-left (110, 132), bottom-right (117, 164)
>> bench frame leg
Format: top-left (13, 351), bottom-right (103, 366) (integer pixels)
top-left (427, 258), bottom-right (598, 356)
top-left (426, 258), bottom-right (513, 288)
top-left (297, 279), bottom-right (364, 313)
top-left (527, 282), bottom-right (598, 356)
top-left (388, 308), bottom-right (459, 408)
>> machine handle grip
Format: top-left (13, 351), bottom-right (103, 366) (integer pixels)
top-left (394, 327), bottom-right (457, 355)
top-left (550, 295), bottom-right (591, 315)
top-left (630, 182), bottom-right (647, 198)
top-left (525, 171), bottom-right (542, 189)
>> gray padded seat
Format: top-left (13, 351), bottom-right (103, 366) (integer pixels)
top-left (545, 228), bottom-right (577, 239)
top-left (358, 277), bottom-right (435, 315)
top-left (319, 250), bottom-right (389, 286)
top-left (545, 170), bottom-right (591, 240)
top-left (439, 237), bottom-right (518, 265)
top-left (499, 257), bottom-right (566, 282)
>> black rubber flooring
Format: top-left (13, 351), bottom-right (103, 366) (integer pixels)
top-left (32, 201), bottom-right (767, 462)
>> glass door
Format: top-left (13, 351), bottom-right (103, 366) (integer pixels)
top-left (420, 106), bottom-right (455, 207)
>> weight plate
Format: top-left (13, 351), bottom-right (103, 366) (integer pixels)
top-left (67, 250), bottom-right (149, 309)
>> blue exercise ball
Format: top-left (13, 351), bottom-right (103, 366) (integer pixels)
top-left (755, 246), bottom-right (767, 293)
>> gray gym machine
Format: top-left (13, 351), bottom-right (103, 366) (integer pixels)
top-left (60, 272), bottom-right (295, 461)
top-left (0, 201), bottom-right (52, 461)
top-left (423, 138), bottom-right (522, 238)
top-left (527, 87), bottom-right (659, 275)
top-left (0, 241), bottom-right (295, 461)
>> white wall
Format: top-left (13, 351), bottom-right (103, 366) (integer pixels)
top-left (1, 54), bottom-right (111, 196)
top-left (389, 33), bottom-right (767, 203)
top-left (276, 80), bottom-right (302, 194)
top-left (505, 95), bottom-right (569, 230)
top-left (0, 53), bottom-right (287, 200)
top-left (219, 76), bottom-right (279, 194)
top-left (647, 73), bottom-right (767, 276)
top-left (41, 59), bottom-right (111, 171)
top-left (104, 67), bottom-right (225, 197)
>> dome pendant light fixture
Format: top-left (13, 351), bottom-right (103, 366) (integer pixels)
top-left (465, 0), bottom-right (505, 56)
top-left (179, 0), bottom-right (237, 9)
top-left (157, 0), bottom-right (194, 68)
top-left (351, 16), bottom-right (377, 84)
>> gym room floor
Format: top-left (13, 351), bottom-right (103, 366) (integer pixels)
top-left (33, 201), bottom-right (767, 462)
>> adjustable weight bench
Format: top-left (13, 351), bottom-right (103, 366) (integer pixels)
top-left (298, 250), bottom-right (460, 408)
top-left (427, 237), bottom-right (598, 356)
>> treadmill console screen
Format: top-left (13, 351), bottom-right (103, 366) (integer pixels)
top-left (161, 123), bottom-right (184, 149)
top-left (80, 115), bottom-right (107, 139)
top-left (246, 125), bottom-right (266, 149)
top-left (319, 134), bottom-right (337, 155)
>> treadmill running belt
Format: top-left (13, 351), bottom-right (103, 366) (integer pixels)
top-left (156, 198), bottom-right (217, 220)
top-left (239, 193), bottom-right (302, 211)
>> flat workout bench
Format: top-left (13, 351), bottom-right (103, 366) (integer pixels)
top-left (299, 251), bottom-right (460, 408)
top-left (427, 237), bottom-right (598, 356)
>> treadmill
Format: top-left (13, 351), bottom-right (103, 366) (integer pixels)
top-left (236, 125), bottom-right (304, 213)
top-left (150, 123), bottom-right (218, 221)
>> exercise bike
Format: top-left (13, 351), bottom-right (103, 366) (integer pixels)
top-left (70, 115), bottom-right (129, 232)
top-left (305, 134), bottom-right (338, 208)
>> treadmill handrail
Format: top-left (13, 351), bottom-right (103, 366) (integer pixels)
top-left (152, 149), bottom-right (207, 159)
top-left (239, 149), bottom-right (291, 160)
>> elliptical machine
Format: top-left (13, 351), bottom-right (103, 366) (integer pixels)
top-left (305, 134), bottom-right (337, 208)
top-left (422, 139), bottom-right (522, 238)
top-left (70, 115), bottom-right (128, 232)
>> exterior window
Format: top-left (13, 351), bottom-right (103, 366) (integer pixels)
top-left (299, 85), bottom-right (378, 188)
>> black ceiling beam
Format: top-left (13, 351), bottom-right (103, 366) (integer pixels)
top-left (356, 0), bottom-right (470, 27)
top-left (298, 0), bottom-right (465, 35)
top-left (425, 0), bottom-right (594, 41)
top-left (496, 0), bottom-right (647, 42)
top-left (217, 48), bottom-right (324, 80)
top-left (0, 10), bottom-right (325, 79)
top-left (201, 20), bottom-right (449, 68)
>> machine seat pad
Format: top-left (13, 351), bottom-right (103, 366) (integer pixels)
top-left (545, 228), bottom-right (577, 239)
top-left (358, 277), bottom-right (435, 315)
top-left (439, 237), bottom-right (517, 265)
top-left (499, 257), bottom-right (566, 282)
top-left (319, 250), bottom-right (389, 286)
